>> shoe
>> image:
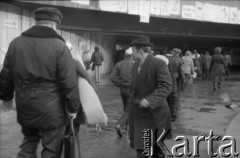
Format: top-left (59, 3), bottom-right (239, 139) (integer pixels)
top-left (225, 104), bottom-right (232, 109)
top-left (213, 87), bottom-right (216, 91)
top-left (115, 124), bottom-right (123, 137)
top-left (225, 103), bottom-right (237, 110)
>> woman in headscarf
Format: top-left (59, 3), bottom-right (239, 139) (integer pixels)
top-left (210, 47), bottom-right (224, 91)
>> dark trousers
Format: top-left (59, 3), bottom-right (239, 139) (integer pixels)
top-left (17, 125), bottom-right (65, 158)
top-left (167, 90), bottom-right (178, 119)
top-left (224, 66), bottom-right (230, 77)
top-left (167, 76), bottom-right (179, 119)
top-left (120, 87), bottom-right (131, 112)
top-left (65, 124), bottom-right (80, 136)
top-left (202, 68), bottom-right (210, 80)
top-left (182, 74), bottom-right (192, 91)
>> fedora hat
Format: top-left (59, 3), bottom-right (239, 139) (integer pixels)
top-left (130, 36), bottom-right (151, 46)
top-left (34, 7), bottom-right (63, 24)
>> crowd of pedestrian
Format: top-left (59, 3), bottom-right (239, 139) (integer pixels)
top-left (0, 6), bottom-right (234, 158)
top-left (110, 35), bottom-right (234, 157)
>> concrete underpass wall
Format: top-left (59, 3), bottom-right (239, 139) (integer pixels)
top-left (58, 30), bottom-right (115, 76)
top-left (0, 2), bottom-right (115, 76)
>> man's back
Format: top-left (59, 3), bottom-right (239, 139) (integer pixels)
top-left (110, 57), bottom-right (133, 88)
top-left (11, 36), bottom-right (63, 83)
top-left (168, 56), bottom-right (181, 74)
top-left (1, 26), bottom-right (80, 129)
top-left (91, 51), bottom-right (104, 65)
top-left (203, 54), bottom-right (212, 69)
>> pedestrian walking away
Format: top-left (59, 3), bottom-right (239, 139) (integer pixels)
top-left (223, 51), bottom-right (232, 79)
top-left (167, 48), bottom-right (182, 122)
top-left (202, 51), bottom-right (212, 80)
top-left (91, 46), bottom-right (104, 83)
top-left (192, 50), bottom-right (202, 78)
top-left (180, 51), bottom-right (195, 91)
top-left (210, 47), bottom-right (224, 91)
top-left (64, 42), bottom-right (97, 157)
top-left (0, 7), bottom-right (80, 158)
top-left (110, 47), bottom-right (134, 137)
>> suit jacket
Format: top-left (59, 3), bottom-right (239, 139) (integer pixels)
top-left (127, 54), bottom-right (172, 149)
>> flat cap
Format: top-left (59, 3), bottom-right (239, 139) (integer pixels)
top-left (34, 7), bottom-right (63, 24)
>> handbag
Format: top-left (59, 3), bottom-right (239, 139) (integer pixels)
top-left (64, 117), bottom-right (81, 158)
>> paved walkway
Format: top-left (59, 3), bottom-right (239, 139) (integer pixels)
top-left (0, 74), bottom-right (240, 158)
top-left (218, 111), bottom-right (240, 158)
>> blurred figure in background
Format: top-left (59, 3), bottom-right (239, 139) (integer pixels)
top-left (181, 51), bottom-right (195, 91)
top-left (223, 51), bottom-right (232, 80)
top-left (154, 50), bottom-right (169, 65)
top-left (91, 46), bottom-right (104, 83)
top-left (173, 49), bottom-right (183, 92)
top-left (166, 48), bottom-right (182, 121)
top-left (110, 47), bottom-right (134, 113)
top-left (192, 50), bottom-right (201, 79)
top-left (210, 47), bottom-right (224, 91)
top-left (82, 49), bottom-right (91, 70)
top-left (110, 47), bottom-right (134, 137)
top-left (202, 51), bottom-right (212, 80)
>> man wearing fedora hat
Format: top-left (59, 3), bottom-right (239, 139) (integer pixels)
top-left (0, 7), bottom-right (80, 158)
top-left (120, 35), bottom-right (172, 158)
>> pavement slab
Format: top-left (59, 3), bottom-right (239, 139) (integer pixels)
top-left (1, 75), bottom-right (240, 158)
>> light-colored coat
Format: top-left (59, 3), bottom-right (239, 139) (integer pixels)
top-left (181, 56), bottom-right (194, 75)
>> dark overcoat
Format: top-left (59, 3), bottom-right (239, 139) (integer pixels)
top-left (0, 26), bottom-right (80, 130)
top-left (128, 54), bottom-right (172, 149)
top-left (91, 51), bottom-right (104, 65)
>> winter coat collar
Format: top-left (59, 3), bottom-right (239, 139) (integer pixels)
top-left (22, 26), bottom-right (65, 42)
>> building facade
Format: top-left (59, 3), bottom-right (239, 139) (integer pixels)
top-left (1, 0), bottom-right (240, 74)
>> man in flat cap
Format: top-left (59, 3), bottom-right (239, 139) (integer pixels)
top-left (120, 36), bottom-right (172, 158)
top-left (0, 7), bottom-right (80, 158)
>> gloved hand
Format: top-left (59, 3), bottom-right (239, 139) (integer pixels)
top-left (68, 112), bottom-right (77, 119)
